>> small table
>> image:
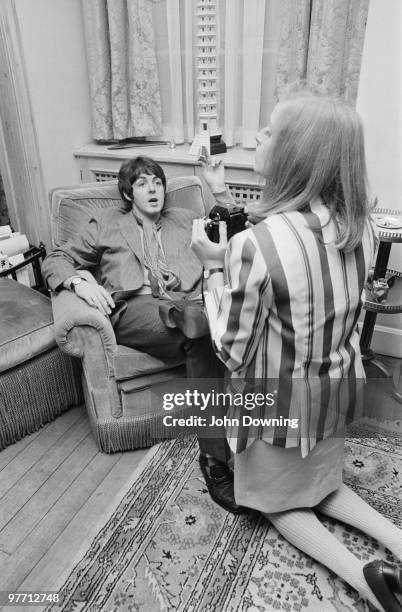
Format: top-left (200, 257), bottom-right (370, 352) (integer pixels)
top-left (360, 209), bottom-right (402, 402)
top-left (0, 242), bottom-right (47, 293)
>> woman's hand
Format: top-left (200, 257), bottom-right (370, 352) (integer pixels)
top-left (191, 219), bottom-right (227, 268)
top-left (199, 148), bottom-right (226, 194)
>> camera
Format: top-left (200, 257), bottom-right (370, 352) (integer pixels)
top-left (205, 205), bottom-right (248, 243)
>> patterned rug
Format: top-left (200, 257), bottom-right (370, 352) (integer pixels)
top-left (48, 421), bottom-right (401, 612)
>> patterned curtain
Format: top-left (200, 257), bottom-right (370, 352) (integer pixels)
top-left (276, 0), bottom-right (370, 106)
top-left (81, 0), bottom-right (369, 145)
top-left (81, 0), bottom-right (162, 141)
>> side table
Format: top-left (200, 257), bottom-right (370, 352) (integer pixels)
top-left (360, 209), bottom-right (402, 402)
top-left (0, 242), bottom-right (47, 293)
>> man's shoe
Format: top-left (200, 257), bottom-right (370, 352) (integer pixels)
top-left (159, 301), bottom-right (209, 339)
top-left (199, 455), bottom-right (246, 514)
top-left (363, 560), bottom-right (402, 612)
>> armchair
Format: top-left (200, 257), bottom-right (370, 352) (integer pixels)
top-left (48, 176), bottom-right (214, 452)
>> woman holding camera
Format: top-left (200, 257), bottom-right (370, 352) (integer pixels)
top-left (191, 91), bottom-right (402, 611)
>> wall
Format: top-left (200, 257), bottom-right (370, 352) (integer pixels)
top-left (356, 0), bottom-right (402, 356)
top-left (13, 0), bottom-right (91, 196)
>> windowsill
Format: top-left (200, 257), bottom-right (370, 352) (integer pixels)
top-left (73, 142), bottom-right (257, 170)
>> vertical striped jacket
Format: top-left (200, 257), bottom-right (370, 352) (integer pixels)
top-left (205, 199), bottom-right (376, 456)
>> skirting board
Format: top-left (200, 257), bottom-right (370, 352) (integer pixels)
top-left (358, 323), bottom-right (402, 358)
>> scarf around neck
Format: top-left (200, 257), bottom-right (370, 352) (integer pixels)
top-left (133, 211), bottom-right (181, 298)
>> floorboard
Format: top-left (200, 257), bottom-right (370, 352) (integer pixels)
top-left (0, 432), bottom-right (98, 553)
top-left (0, 550), bottom-right (9, 563)
top-left (0, 415), bottom-right (90, 533)
top-left (0, 429), bottom-right (42, 470)
top-left (4, 449), bottom-right (148, 596)
top-left (0, 406), bottom-right (83, 493)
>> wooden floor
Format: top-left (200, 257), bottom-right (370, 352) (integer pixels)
top-left (0, 354), bottom-right (401, 610)
top-left (0, 406), bottom-right (149, 610)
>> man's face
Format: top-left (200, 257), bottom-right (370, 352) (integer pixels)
top-left (132, 173), bottom-right (165, 222)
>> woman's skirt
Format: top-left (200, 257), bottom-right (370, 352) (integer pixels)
top-left (234, 436), bottom-right (344, 513)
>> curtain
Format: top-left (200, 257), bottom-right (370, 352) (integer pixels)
top-left (223, 0), bottom-right (268, 148)
top-left (152, 0), bottom-right (283, 147)
top-left (152, 0), bottom-right (196, 144)
top-left (81, 0), bottom-right (162, 141)
top-left (0, 173), bottom-right (9, 226)
top-left (82, 0), bottom-right (369, 145)
top-left (276, 0), bottom-right (370, 106)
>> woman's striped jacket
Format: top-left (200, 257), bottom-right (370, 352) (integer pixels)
top-left (204, 199), bottom-right (376, 456)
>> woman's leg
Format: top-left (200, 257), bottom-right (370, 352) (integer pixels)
top-left (317, 484), bottom-right (402, 560)
top-left (264, 508), bottom-right (384, 610)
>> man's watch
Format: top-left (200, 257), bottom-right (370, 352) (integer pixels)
top-left (203, 268), bottom-right (224, 279)
top-left (69, 277), bottom-right (85, 292)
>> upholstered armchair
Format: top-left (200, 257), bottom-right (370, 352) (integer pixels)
top-left (48, 176), bottom-right (215, 452)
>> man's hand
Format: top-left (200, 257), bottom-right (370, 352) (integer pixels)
top-left (199, 148), bottom-right (226, 194)
top-left (191, 219), bottom-right (227, 268)
top-left (74, 282), bottom-right (115, 316)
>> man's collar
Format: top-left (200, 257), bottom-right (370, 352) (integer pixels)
top-left (131, 209), bottom-right (162, 228)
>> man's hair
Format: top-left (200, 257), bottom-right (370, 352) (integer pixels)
top-left (251, 92), bottom-right (373, 252)
top-left (118, 156), bottom-right (167, 203)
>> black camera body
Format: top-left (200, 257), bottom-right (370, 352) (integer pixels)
top-left (205, 205), bottom-right (248, 243)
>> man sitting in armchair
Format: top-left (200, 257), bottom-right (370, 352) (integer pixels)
top-left (42, 156), bottom-right (218, 379)
top-left (42, 156), bottom-right (240, 514)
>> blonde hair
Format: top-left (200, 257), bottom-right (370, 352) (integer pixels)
top-left (252, 93), bottom-right (374, 251)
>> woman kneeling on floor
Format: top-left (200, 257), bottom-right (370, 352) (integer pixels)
top-left (191, 86), bottom-right (402, 612)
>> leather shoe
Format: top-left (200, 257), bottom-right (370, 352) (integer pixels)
top-left (199, 455), bottom-right (246, 514)
top-left (363, 560), bottom-right (402, 612)
top-left (159, 301), bottom-right (209, 339)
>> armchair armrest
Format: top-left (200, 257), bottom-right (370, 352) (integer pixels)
top-left (51, 289), bottom-right (122, 418)
top-left (51, 290), bottom-right (117, 363)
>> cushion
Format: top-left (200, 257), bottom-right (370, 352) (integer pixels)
top-left (119, 365), bottom-right (185, 418)
top-left (51, 176), bottom-right (211, 248)
top-left (113, 345), bottom-right (183, 381)
top-left (0, 279), bottom-right (56, 372)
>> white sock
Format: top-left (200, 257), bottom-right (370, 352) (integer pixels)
top-left (317, 484), bottom-right (402, 561)
top-left (264, 508), bottom-right (385, 611)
